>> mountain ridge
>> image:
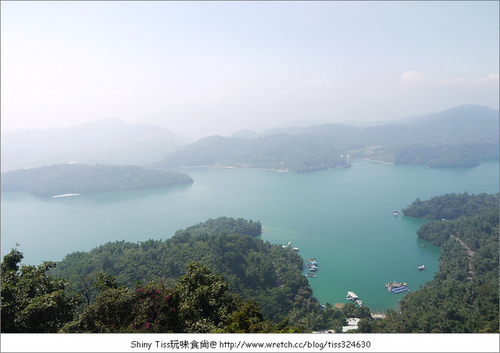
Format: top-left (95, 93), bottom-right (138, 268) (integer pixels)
top-left (156, 105), bottom-right (499, 171)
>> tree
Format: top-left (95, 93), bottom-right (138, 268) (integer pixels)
top-left (1, 249), bottom-right (81, 333)
top-left (61, 279), bottom-right (181, 333)
top-left (175, 263), bottom-right (237, 333)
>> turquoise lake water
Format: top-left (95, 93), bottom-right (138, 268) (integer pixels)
top-left (1, 160), bottom-right (498, 312)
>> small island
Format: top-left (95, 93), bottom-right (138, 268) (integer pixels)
top-left (0, 164), bottom-right (193, 197)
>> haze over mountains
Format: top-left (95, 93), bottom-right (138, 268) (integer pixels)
top-left (2, 104), bottom-right (498, 172)
top-left (1, 118), bottom-right (191, 171)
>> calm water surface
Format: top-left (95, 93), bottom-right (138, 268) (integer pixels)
top-left (2, 160), bottom-right (498, 312)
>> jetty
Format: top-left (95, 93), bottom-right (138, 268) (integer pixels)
top-left (346, 292), bottom-right (363, 307)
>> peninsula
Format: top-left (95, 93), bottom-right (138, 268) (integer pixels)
top-left (0, 164), bottom-right (193, 197)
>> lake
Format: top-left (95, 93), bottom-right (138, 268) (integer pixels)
top-left (1, 160), bottom-right (498, 312)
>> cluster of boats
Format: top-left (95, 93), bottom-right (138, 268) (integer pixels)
top-left (282, 241), bottom-right (299, 252)
top-left (385, 281), bottom-right (410, 294)
top-left (305, 258), bottom-right (318, 278)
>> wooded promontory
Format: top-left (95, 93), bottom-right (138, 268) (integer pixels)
top-left (0, 164), bottom-right (193, 197)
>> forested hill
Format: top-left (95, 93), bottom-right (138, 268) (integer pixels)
top-left (176, 217), bottom-right (262, 237)
top-left (155, 133), bottom-right (349, 172)
top-left (0, 164), bottom-right (193, 197)
top-left (368, 193), bottom-right (499, 333)
top-left (155, 105), bottom-right (499, 171)
top-left (402, 192), bottom-right (499, 221)
top-left (50, 217), bottom-right (367, 332)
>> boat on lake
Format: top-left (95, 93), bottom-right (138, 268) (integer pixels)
top-left (283, 242), bottom-right (299, 251)
top-left (417, 265), bottom-right (425, 270)
top-left (52, 193), bottom-right (81, 198)
top-left (386, 281), bottom-right (409, 293)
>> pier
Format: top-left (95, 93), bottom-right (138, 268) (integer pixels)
top-left (346, 291), bottom-right (363, 307)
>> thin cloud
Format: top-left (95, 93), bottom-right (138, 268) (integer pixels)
top-left (437, 73), bottom-right (499, 89)
top-left (399, 70), bottom-right (430, 86)
top-left (399, 70), bottom-right (499, 90)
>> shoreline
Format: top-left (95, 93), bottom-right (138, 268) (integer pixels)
top-left (359, 158), bottom-right (395, 165)
top-left (178, 165), bottom-right (291, 172)
top-left (177, 164), bottom-right (351, 173)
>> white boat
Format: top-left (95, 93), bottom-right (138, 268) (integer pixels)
top-left (417, 265), bottom-right (425, 270)
top-left (52, 193), bottom-right (81, 198)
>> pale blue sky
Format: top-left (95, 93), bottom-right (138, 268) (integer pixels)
top-left (2, 1), bottom-right (498, 137)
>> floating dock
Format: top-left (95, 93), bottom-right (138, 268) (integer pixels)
top-left (346, 291), bottom-right (358, 300)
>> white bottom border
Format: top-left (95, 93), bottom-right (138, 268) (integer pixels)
top-left (1, 333), bottom-right (499, 353)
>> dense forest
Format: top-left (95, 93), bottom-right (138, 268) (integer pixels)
top-left (0, 164), bottom-right (193, 197)
top-left (154, 133), bottom-right (349, 172)
top-left (402, 192), bottom-right (499, 221)
top-left (155, 105), bottom-right (499, 171)
top-left (365, 193), bottom-right (499, 333)
top-left (1, 217), bottom-right (369, 333)
top-left (394, 143), bottom-right (499, 168)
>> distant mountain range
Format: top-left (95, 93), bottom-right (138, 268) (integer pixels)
top-left (1, 118), bottom-right (191, 171)
top-left (155, 105), bottom-right (499, 171)
top-left (2, 105), bottom-right (498, 173)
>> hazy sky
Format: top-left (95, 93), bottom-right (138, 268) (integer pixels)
top-left (2, 1), bottom-right (499, 138)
